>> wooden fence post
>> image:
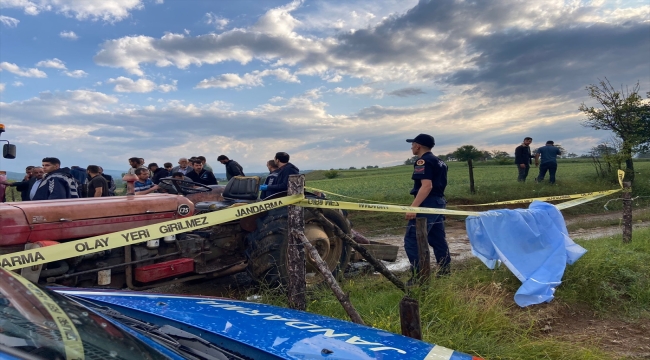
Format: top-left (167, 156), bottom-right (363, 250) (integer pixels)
top-left (468, 159), bottom-right (476, 194)
top-left (622, 181), bottom-right (632, 244)
top-left (297, 232), bottom-right (365, 324)
top-left (399, 296), bottom-right (422, 340)
top-left (415, 217), bottom-right (431, 284)
top-left (287, 174), bottom-right (306, 310)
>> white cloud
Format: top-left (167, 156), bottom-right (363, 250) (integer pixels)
top-left (59, 30), bottom-right (78, 40)
top-left (0, 15), bottom-right (20, 27)
top-left (155, 0), bottom-right (163, 3)
top-left (1, 0), bottom-right (144, 22)
top-left (196, 68), bottom-right (299, 89)
top-left (0, 62), bottom-right (47, 78)
top-left (107, 76), bottom-right (176, 93)
top-left (93, 0), bottom-right (650, 85)
top-left (332, 85), bottom-right (383, 98)
top-left (0, 83), bottom-right (5, 92)
top-left (12, 81), bottom-right (24, 87)
top-left (64, 70), bottom-right (88, 78)
top-left (36, 58), bottom-right (67, 69)
top-left (204, 12), bottom-right (229, 29)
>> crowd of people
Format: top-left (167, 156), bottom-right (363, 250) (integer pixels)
top-left (1, 152), bottom-right (300, 201)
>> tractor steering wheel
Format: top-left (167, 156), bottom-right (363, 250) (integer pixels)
top-left (159, 178), bottom-right (213, 195)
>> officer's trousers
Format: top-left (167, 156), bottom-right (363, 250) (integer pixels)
top-left (403, 196), bottom-right (451, 275)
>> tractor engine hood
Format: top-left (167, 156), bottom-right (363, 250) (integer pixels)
top-left (54, 288), bottom-right (477, 360)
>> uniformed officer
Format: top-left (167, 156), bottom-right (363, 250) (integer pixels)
top-left (404, 134), bottom-right (450, 283)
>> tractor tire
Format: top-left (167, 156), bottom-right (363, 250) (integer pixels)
top-left (246, 207), bottom-right (352, 286)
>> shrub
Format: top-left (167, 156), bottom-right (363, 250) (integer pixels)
top-left (323, 170), bottom-right (340, 179)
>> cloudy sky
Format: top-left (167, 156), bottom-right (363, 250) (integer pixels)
top-left (0, 0), bottom-right (648, 173)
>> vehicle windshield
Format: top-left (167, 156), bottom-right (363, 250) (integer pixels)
top-left (0, 269), bottom-right (168, 360)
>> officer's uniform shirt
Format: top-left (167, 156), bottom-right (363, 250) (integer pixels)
top-left (410, 152), bottom-right (447, 198)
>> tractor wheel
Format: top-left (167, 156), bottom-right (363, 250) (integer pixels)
top-left (246, 207), bottom-right (352, 286)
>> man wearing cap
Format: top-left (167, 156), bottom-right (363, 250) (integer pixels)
top-left (534, 140), bottom-right (562, 184)
top-left (404, 134), bottom-right (450, 283)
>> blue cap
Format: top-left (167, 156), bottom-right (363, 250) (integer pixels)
top-left (406, 134), bottom-right (435, 148)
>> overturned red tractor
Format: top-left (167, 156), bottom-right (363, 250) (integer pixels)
top-left (0, 177), bottom-right (352, 289)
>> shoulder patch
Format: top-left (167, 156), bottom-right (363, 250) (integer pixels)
top-left (415, 159), bottom-right (425, 166)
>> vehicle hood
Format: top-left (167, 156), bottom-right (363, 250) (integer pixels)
top-left (54, 288), bottom-right (478, 360)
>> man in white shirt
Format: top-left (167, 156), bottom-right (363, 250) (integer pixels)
top-left (29, 167), bottom-right (45, 200)
top-left (171, 157), bottom-right (192, 175)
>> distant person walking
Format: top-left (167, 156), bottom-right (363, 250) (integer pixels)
top-left (33, 157), bottom-right (80, 200)
top-left (535, 141), bottom-right (562, 184)
top-left (86, 165), bottom-right (109, 197)
top-left (514, 137), bottom-right (537, 182)
top-left (259, 152), bottom-right (299, 198)
top-left (217, 155), bottom-right (245, 180)
top-left (260, 159), bottom-right (279, 199)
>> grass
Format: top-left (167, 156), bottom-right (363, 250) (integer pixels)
top-left (246, 228), bottom-right (650, 360)
top-left (306, 159), bottom-right (650, 233)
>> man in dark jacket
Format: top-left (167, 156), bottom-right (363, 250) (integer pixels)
top-left (259, 152), bottom-right (299, 197)
top-left (514, 137), bottom-right (537, 182)
top-left (217, 155), bottom-right (245, 180)
top-left (70, 166), bottom-right (88, 197)
top-left (260, 159), bottom-right (279, 199)
top-left (33, 157), bottom-right (80, 200)
top-left (186, 159), bottom-right (218, 186)
top-left (98, 166), bottom-right (116, 196)
top-left (149, 163), bottom-right (170, 184)
top-left (1, 166), bottom-right (34, 201)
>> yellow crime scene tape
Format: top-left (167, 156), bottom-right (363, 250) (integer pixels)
top-left (0, 194), bottom-right (303, 271)
top-left (451, 189), bottom-right (622, 207)
top-left (299, 198), bottom-right (481, 216)
top-left (309, 170), bottom-right (626, 208)
top-left (305, 186), bottom-right (404, 205)
top-left (4, 270), bottom-right (84, 360)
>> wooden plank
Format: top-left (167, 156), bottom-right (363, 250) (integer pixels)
top-left (352, 242), bottom-right (399, 262)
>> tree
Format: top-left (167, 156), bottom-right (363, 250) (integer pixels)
top-left (491, 150), bottom-right (511, 165)
top-left (590, 144), bottom-right (617, 157)
top-left (453, 145), bottom-right (484, 194)
top-left (555, 145), bottom-right (567, 157)
top-left (404, 155), bottom-right (419, 165)
top-left (481, 151), bottom-right (492, 161)
top-left (579, 79), bottom-right (650, 182)
top-left (566, 152), bottom-right (578, 158)
top-left (491, 150), bottom-right (509, 158)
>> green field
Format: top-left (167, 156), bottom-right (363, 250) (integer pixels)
top-left (305, 159), bottom-right (650, 232)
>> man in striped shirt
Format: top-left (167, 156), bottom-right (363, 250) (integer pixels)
top-left (134, 167), bottom-right (159, 195)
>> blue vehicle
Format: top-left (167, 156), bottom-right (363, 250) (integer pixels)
top-left (0, 268), bottom-right (480, 360)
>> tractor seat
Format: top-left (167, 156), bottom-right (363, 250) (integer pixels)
top-left (222, 176), bottom-right (260, 201)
